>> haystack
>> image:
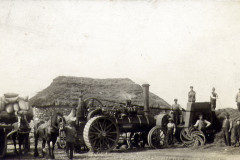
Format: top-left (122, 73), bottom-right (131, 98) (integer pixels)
top-left (30, 76), bottom-right (170, 111)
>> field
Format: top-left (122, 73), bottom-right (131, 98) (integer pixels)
top-left (4, 142), bottom-right (240, 160)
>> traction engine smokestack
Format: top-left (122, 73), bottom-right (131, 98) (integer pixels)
top-left (142, 84), bottom-right (150, 115)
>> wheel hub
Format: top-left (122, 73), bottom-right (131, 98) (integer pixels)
top-left (101, 131), bottom-right (107, 137)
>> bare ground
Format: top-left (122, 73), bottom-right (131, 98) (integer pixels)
top-left (4, 143), bottom-right (240, 160)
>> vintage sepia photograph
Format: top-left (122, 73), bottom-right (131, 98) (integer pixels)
top-left (0, 0), bottom-right (240, 159)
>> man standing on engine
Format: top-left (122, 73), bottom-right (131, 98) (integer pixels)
top-left (76, 95), bottom-right (87, 126)
top-left (210, 87), bottom-right (218, 111)
top-left (188, 86), bottom-right (196, 103)
top-left (236, 89), bottom-right (240, 112)
top-left (170, 99), bottom-right (182, 125)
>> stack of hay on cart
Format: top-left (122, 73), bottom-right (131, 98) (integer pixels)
top-left (0, 93), bottom-right (33, 124)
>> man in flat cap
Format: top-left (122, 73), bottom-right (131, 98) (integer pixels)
top-left (210, 87), bottom-right (218, 111)
top-left (170, 99), bottom-right (183, 125)
top-left (236, 89), bottom-right (240, 112)
top-left (222, 114), bottom-right (233, 146)
top-left (76, 95), bottom-right (87, 126)
top-left (166, 118), bottom-right (176, 146)
top-left (188, 86), bottom-right (196, 103)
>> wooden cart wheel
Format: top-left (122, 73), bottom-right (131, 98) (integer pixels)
top-left (83, 116), bottom-right (119, 152)
top-left (0, 129), bottom-right (7, 158)
top-left (57, 130), bottom-right (66, 149)
top-left (148, 126), bottom-right (167, 149)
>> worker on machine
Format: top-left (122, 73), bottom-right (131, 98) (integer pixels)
top-left (188, 86), bottom-right (196, 103)
top-left (170, 99), bottom-right (183, 125)
top-left (210, 87), bottom-right (218, 111)
top-left (125, 99), bottom-right (137, 116)
top-left (236, 88), bottom-right (240, 112)
top-left (166, 118), bottom-right (176, 146)
top-left (193, 114), bottom-right (211, 132)
top-left (76, 95), bottom-right (87, 127)
top-left (222, 114), bottom-right (232, 146)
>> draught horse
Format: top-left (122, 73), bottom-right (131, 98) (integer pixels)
top-left (12, 114), bottom-right (31, 155)
top-left (34, 112), bottom-right (64, 159)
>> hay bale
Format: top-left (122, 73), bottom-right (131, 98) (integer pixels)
top-left (4, 93), bottom-right (18, 98)
top-left (5, 104), bottom-right (14, 114)
top-left (19, 100), bottom-right (29, 111)
top-left (19, 96), bottom-right (29, 102)
top-left (5, 96), bottom-right (19, 104)
top-left (13, 103), bottom-right (19, 112)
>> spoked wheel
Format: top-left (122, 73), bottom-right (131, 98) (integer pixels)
top-left (83, 116), bottom-right (119, 152)
top-left (84, 98), bottom-right (104, 111)
top-left (180, 127), bottom-right (206, 147)
top-left (57, 130), bottom-right (66, 149)
top-left (148, 126), bottom-right (167, 149)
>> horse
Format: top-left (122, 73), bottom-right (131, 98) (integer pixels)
top-left (12, 114), bottom-right (31, 155)
top-left (34, 112), bottom-right (65, 159)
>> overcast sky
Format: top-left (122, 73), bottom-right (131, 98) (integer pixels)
top-left (0, 0), bottom-right (240, 109)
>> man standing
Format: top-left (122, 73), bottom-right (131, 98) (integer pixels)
top-left (188, 86), bottom-right (196, 103)
top-left (166, 118), bottom-right (176, 146)
top-left (236, 89), bottom-right (240, 112)
top-left (193, 114), bottom-right (211, 132)
top-left (234, 120), bottom-right (240, 147)
top-left (60, 121), bottom-right (77, 159)
top-left (170, 99), bottom-right (182, 125)
top-left (222, 114), bottom-right (233, 146)
top-left (210, 87), bottom-right (218, 111)
top-left (76, 96), bottom-right (87, 126)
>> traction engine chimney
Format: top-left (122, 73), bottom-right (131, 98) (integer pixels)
top-left (142, 84), bottom-right (150, 115)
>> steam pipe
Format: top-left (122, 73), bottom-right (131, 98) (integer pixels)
top-left (142, 84), bottom-right (150, 115)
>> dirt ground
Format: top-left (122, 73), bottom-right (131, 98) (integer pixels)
top-left (4, 142), bottom-right (240, 160)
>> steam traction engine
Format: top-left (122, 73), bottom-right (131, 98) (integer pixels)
top-left (59, 84), bottom-right (219, 152)
top-left (83, 84), bottom-right (161, 152)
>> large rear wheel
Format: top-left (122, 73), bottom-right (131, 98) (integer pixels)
top-left (83, 116), bottom-right (119, 152)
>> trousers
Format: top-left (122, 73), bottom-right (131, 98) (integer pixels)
top-left (222, 128), bottom-right (231, 146)
top-left (66, 142), bottom-right (74, 159)
top-left (167, 129), bottom-right (174, 145)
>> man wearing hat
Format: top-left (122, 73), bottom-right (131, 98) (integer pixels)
top-left (222, 114), bottom-right (233, 146)
top-left (60, 121), bottom-right (77, 159)
top-left (76, 95), bottom-right (87, 126)
top-left (236, 89), bottom-right (240, 112)
top-left (170, 99), bottom-right (183, 125)
top-left (234, 119), bottom-right (240, 147)
top-left (210, 87), bottom-right (218, 111)
top-left (166, 118), bottom-right (176, 146)
top-left (188, 86), bottom-right (196, 103)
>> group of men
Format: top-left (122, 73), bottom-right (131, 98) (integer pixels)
top-left (188, 86), bottom-right (218, 110)
top-left (220, 114), bottom-right (240, 147)
top-left (169, 86), bottom-right (218, 126)
top-left (166, 86), bottom-right (240, 147)
top-left (188, 86), bottom-right (240, 112)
